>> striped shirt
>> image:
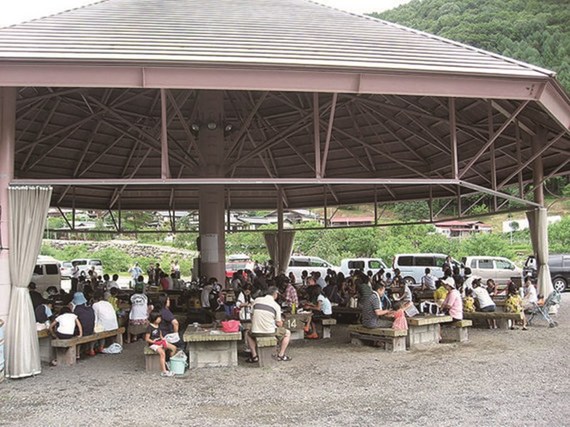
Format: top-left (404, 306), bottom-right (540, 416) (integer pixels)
top-left (251, 295), bottom-right (282, 334)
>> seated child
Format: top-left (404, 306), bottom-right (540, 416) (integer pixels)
top-left (505, 282), bottom-right (528, 330)
top-left (49, 306), bottom-right (83, 339)
top-left (463, 288), bottom-right (476, 313)
top-left (145, 311), bottom-right (178, 377)
top-left (391, 302), bottom-right (408, 331)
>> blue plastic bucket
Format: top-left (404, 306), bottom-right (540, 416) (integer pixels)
top-left (169, 352), bottom-right (187, 375)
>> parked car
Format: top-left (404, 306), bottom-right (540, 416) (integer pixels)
top-left (461, 256), bottom-right (522, 286)
top-left (523, 254), bottom-right (570, 293)
top-left (340, 258), bottom-right (389, 276)
top-left (59, 261), bottom-right (73, 279)
top-left (225, 253), bottom-right (254, 278)
top-left (286, 255), bottom-right (339, 283)
top-left (71, 258), bottom-right (104, 277)
top-left (31, 256), bottom-right (61, 293)
top-left (392, 253), bottom-right (461, 285)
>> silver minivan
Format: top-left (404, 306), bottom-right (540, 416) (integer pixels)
top-left (286, 256), bottom-right (339, 283)
top-left (392, 253), bottom-right (460, 285)
top-left (31, 256), bottom-right (62, 293)
top-left (462, 256), bottom-right (522, 285)
top-left (340, 258), bottom-right (389, 276)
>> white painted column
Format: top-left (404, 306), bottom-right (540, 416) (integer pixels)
top-left (197, 90), bottom-right (226, 281)
top-left (0, 88), bottom-right (16, 322)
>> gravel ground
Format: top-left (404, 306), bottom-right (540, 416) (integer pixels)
top-left (2, 295), bottom-right (569, 427)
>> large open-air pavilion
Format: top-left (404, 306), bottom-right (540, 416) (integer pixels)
top-left (0, 0), bottom-right (569, 380)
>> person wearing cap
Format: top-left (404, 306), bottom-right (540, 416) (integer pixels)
top-left (34, 299), bottom-right (54, 324)
top-left (440, 277), bottom-right (463, 321)
top-left (72, 292), bottom-right (97, 356)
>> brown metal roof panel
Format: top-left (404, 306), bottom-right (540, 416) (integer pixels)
top-left (0, 0), bottom-right (553, 79)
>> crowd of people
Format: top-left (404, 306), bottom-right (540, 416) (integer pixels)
top-left (30, 254), bottom-right (542, 376)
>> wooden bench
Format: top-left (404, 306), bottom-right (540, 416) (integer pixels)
top-left (314, 318), bottom-right (337, 339)
top-left (348, 325), bottom-right (407, 352)
top-left (51, 327), bottom-right (125, 366)
top-left (463, 311), bottom-right (524, 329)
top-left (255, 336), bottom-right (278, 367)
top-left (441, 319), bottom-right (473, 343)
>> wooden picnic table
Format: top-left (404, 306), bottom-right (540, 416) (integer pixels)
top-left (183, 325), bottom-right (241, 369)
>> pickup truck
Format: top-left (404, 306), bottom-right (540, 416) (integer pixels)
top-left (523, 254), bottom-right (570, 293)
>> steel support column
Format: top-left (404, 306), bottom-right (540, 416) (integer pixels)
top-left (197, 90), bottom-right (226, 281)
top-left (277, 188), bottom-right (284, 274)
top-left (532, 127), bottom-right (546, 206)
top-left (0, 87), bottom-right (16, 322)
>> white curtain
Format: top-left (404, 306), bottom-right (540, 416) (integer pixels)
top-left (526, 208), bottom-right (554, 298)
top-left (5, 186), bottom-right (52, 378)
top-left (264, 231), bottom-right (295, 275)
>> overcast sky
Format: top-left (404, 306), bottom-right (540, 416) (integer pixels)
top-left (0, 0), bottom-right (412, 27)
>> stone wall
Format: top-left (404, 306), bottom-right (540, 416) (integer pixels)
top-left (43, 239), bottom-right (197, 260)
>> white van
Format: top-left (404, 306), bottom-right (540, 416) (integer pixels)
top-left (461, 256), bottom-right (522, 285)
top-left (340, 258), bottom-right (389, 276)
top-left (392, 253), bottom-right (460, 285)
top-left (31, 256), bottom-right (62, 293)
top-left (286, 256), bottom-right (339, 283)
top-left (71, 258), bottom-right (104, 277)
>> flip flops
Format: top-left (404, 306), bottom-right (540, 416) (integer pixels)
top-left (246, 355), bottom-right (259, 363)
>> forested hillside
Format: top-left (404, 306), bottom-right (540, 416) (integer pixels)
top-left (374, 0), bottom-right (570, 91)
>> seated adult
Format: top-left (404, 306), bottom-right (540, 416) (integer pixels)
top-left (245, 286), bottom-right (292, 362)
top-left (28, 282), bottom-right (44, 310)
top-left (303, 287), bottom-right (333, 339)
top-left (461, 268), bottom-right (480, 297)
top-left (473, 281), bottom-right (497, 329)
top-left (355, 274), bottom-right (372, 308)
top-left (128, 283), bottom-right (149, 343)
top-left (107, 274), bottom-right (120, 290)
top-left (440, 277), bottom-right (463, 321)
top-left (281, 277), bottom-right (298, 311)
top-left (236, 283), bottom-right (254, 321)
top-left (156, 294), bottom-right (182, 348)
top-left (34, 299), bottom-right (54, 325)
top-left (92, 290), bottom-right (119, 353)
top-left (522, 278), bottom-right (538, 309)
top-left (361, 282), bottom-right (392, 329)
top-left (420, 268), bottom-right (436, 291)
top-left (73, 292), bottom-right (96, 356)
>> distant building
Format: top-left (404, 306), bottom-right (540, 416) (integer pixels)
top-left (329, 216), bottom-right (375, 227)
top-left (502, 216), bottom-right (561, 233)
top-left (434, 220), bottom-right (492, 238)
top-left (264, 209), bottom-right (319, 224)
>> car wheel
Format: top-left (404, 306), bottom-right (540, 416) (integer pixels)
top-left (403, 276), bottom-right (415, 286)
top-left (552, 277), bottom-right (567, 293)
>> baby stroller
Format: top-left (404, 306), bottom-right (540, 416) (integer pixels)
top-left (527, 290), bottom-right (561, 328)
